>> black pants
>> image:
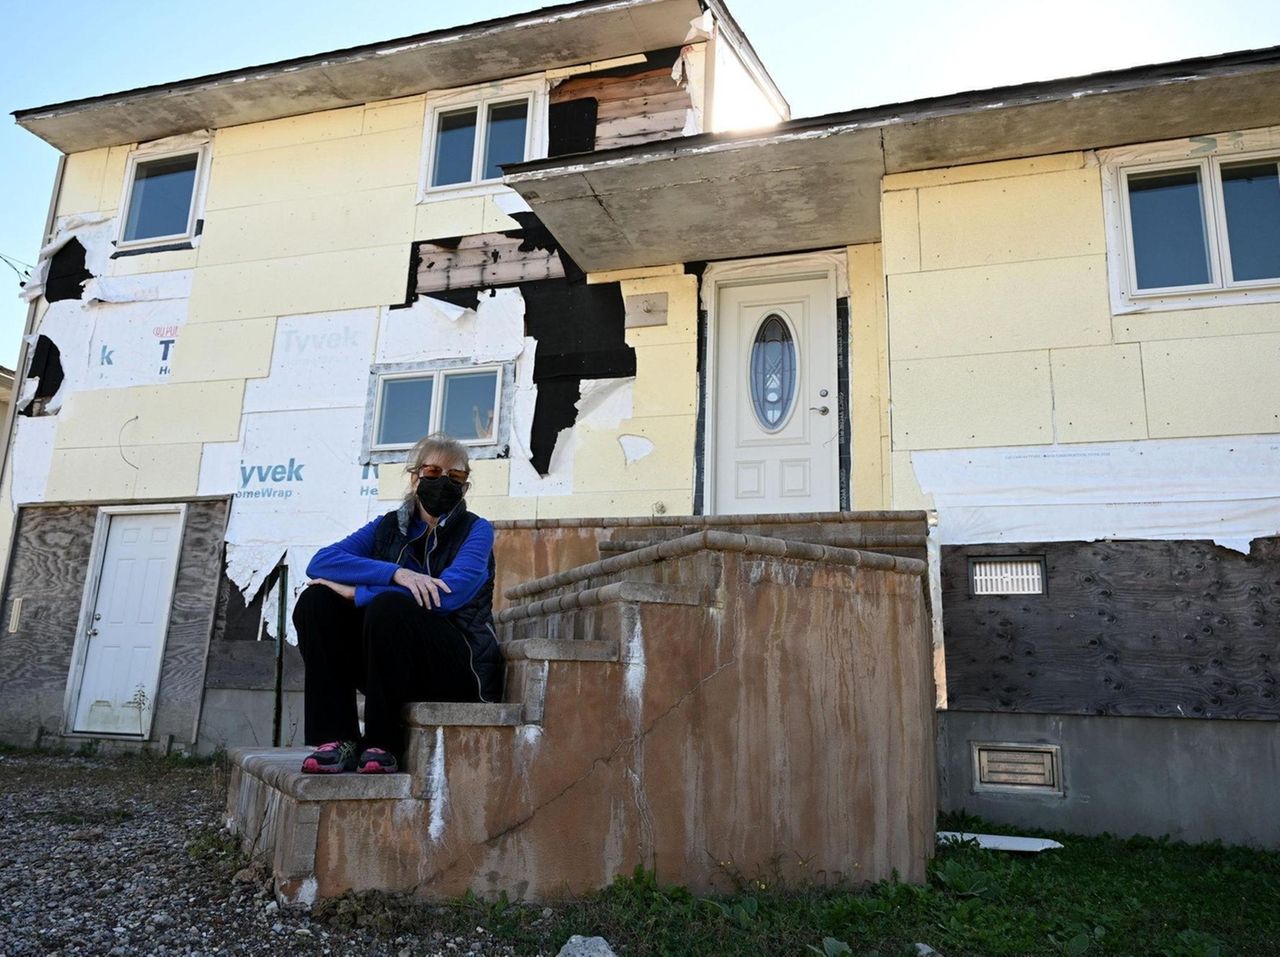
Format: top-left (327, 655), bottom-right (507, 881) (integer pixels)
top-left (294, 585), bottom-right (481, 755)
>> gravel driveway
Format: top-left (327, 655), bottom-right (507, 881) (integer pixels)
top-left (0, 750), bottom-right (540, 957)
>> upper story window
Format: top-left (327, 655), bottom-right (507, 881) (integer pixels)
top-left (117, 144), bottom-right (209, 250)
top-left (420, 76), bottom-right (547, 200)
top-left (1103, 131), bottom-right (1280, 313)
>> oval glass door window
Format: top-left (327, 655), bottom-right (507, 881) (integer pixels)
top-left (750, 313), bottom-right (797, 432)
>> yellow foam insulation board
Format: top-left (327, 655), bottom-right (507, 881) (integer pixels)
top-left (883, 152), bottom-right (1086, 191)
top-left (918, 168), bottom-right (1104, 271)
top-left (891, 351), bottom-right (1054, 450)
top-left (1142, 331), bottom-right (1280, 438)
top-left (889, 256), bottom-right (1112, 360)
top-left (481, 198), bottom-right (521, 233)
top-left (531, 488), bottom-right (692, 520)
top-left (414, 198), bottom-right (486, 240)
top-left (98, 146), bottom-right (132, 214)
top-left (197, 184), bottom-right (416, 266)
top-left (589, 265), bottom-right (685, 285)
top-left (571, 418), bottom-right (695, 494)
top-left (1114, 300), bottom-right (1280, 344)
top-left (45, 443), bottom-right (202, 501)
top-left (205, 127), bottom-right (420, 209)
top-left (53, 381), bottom-right (244, 449)
top-left (880, 190), bottom-right (921, 276)
top-left (890, 450), bottom-right (935, 510)
top-left (848, 244), bottom-right (890, 509)
top-left (214, 106), bottom-right (366, 156)
top-left (186, 246), bottom-right (410, 323)
top-left (362, 96), bottom-right (426, 135)
top-left (630, 344), bottom-right (698, 417)
top-left (1050, 344), bottom-right (1148, 443)
top-left (55, 148), bottom-right (110, 217)
top-left (109, 248), bottom-right (199, 276)
top-left (167, 317), bottom-right (278, 383)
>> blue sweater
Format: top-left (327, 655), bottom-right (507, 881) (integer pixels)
top-left (306, 510), bottom-right (495, 610)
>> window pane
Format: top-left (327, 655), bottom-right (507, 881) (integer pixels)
top-left (440, 371), bottom-right (498, 441)
top-left (122, 154), bottom-right (198, 242)
top-left (432, 108), bottom-right (477, 186)
top-left (749, 314), bottom-right (797, 433)
top-left (1222, 161), bottom-right (1280, 282)
top-left (377, 377), bottom-right (433, 446)
top-left (482, 101), bottom-right (528, 180)
top-left (1128, 168), bottom-right (1211, 289)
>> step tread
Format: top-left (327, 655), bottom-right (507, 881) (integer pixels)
top-left (230, 748), bottom-right (413, 801)
top-left (405, 701), bottom-right (523, 727)
top-left (503, 638), bottom-right (619, 661)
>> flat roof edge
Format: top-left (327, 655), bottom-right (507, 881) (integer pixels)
top-left (11, 0), bottom-right (664, 121)
top-left (505, 41), bottom-right (1280, 177)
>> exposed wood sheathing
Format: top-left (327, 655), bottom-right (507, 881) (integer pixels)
top-left (943, 539), bottom-right (1280, 721)
top-left (551, 62), bottom-right (692, 151)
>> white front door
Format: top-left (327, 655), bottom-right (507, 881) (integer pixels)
top-left (713, 275), bottom-right (839, 514)
top-left (71, 510), bottom-right (184, 736)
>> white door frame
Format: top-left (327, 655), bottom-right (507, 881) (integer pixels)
top-left (702, 252), bottom-right (845, 516)
top-left (62, 503), bottom-right (188, 738)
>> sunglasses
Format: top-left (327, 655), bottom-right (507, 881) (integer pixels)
top-left (415, 464), bottom-right (470, 484)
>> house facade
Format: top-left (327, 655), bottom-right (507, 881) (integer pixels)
top-left (3, 0), bottom-right (1278, 847)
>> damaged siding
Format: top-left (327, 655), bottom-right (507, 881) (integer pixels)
top-left (3, 43), bottom-right (710, 739)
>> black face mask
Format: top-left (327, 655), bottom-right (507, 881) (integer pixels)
top-left (416, 475), bottom-right (464, 518)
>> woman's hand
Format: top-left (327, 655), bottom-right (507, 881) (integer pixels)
top-left (309, 579), bottom-right (356, 601)
top-left (393, 568), bottom-right (452, 609)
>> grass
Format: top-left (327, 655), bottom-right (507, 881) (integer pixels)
top-left (311, 813), bottom-right (1280, 956)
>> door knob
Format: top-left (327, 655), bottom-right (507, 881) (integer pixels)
top-left (88, 628), bottom-right (99, 637)
top-left (809, 405), bottom-right (830, 416)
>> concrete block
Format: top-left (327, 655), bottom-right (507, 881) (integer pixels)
top-left (362, 97), bottom-right (426, 135)
top-left (54, 381), bottom-right (245, 448)
top-left (883, 152), bottom-right (1086, 191)
top-left (186, 246), bottom-right (410, 322)
top-left (889, 256), bottom-right (1112, 360)
top-left (405, 702), bottom-right (523, 727)
top-left (918, 168), bottom-right (1104, 270)
top-left (891, 351), bottom-right (1053, 450)
top-left (1142, 332), bottom-right (1280, 438)
top-left (205, 127), bottom-right (420, 209)
top-left (880, 189), bottom-right (920, 275)
top-left (414, 197), bottom-right (486, 240)
top-left (1050, 344), bottom-right (1148, 443)
top-left (168, 317), bottom-right (278, 382)
top-left (198, 185), bottom-right (416, 266)
top-left (214, 107), bottom-right (366, 156)
top-left (1113, 300), bottom-right (1280, 344)
top-left (197, 689), bottom-right (304, 754)
top-left (55, 148), bottom-right (110, 216)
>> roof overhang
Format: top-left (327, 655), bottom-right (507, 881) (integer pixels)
top-left (13, 0), bottom-right (705, 153)
top-left (505, 46), bottom-right (1280, 272)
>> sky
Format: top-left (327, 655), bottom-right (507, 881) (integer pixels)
top-left (1, 0), bottom-right (1279, 370)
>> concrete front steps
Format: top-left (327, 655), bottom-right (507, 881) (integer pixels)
top-left (226, 529), bottom-right (937, 904)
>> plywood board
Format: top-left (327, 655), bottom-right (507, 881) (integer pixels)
top-left (1143, 332), bottom-right (1280, 438)
top-left (1050, 344), bottom-right (1148, 443)
top-left (888, 256), bottom-right (1111, 360)
top-left (891, 351), bottom-right (1054, 451)
top-left (917, 168), bottom-right (1105, 271)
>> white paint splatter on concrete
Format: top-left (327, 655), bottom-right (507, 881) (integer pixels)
top-left (427, 726), bottom-right (450, 843)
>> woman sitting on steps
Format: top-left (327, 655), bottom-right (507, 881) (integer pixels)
top-left (293, 433), bottom-right (502, 775)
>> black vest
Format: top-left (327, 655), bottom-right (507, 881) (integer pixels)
top-left (370, 501), bottom-right (502, 702)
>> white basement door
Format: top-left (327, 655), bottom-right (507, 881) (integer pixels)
top-left (71, 510), bottom-right (183, 736)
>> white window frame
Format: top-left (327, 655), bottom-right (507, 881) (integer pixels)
top-left (418, 75), bottom-right (549, 202)
top-left (365, 361), bottom-right (509, 464)
top-left (115, 141), bottom-right (211, 251)
top-left (1101, 127), bottom-right (1280, 314)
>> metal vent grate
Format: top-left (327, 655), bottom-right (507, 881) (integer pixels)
top-left (972, 743), bottom-right (1062, 794)
top-left (970, 557), bottom-right (1045, 595)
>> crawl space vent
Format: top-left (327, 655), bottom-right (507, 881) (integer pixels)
top-left (972, 743), bottom-right (1062, 794)
top-left (970, 557), bottom-right (1045, 595)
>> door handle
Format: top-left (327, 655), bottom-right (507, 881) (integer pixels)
top-left (809, 405), bottom-right (830, 416)
top-left (87, 628), bottom-right (99, 637)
